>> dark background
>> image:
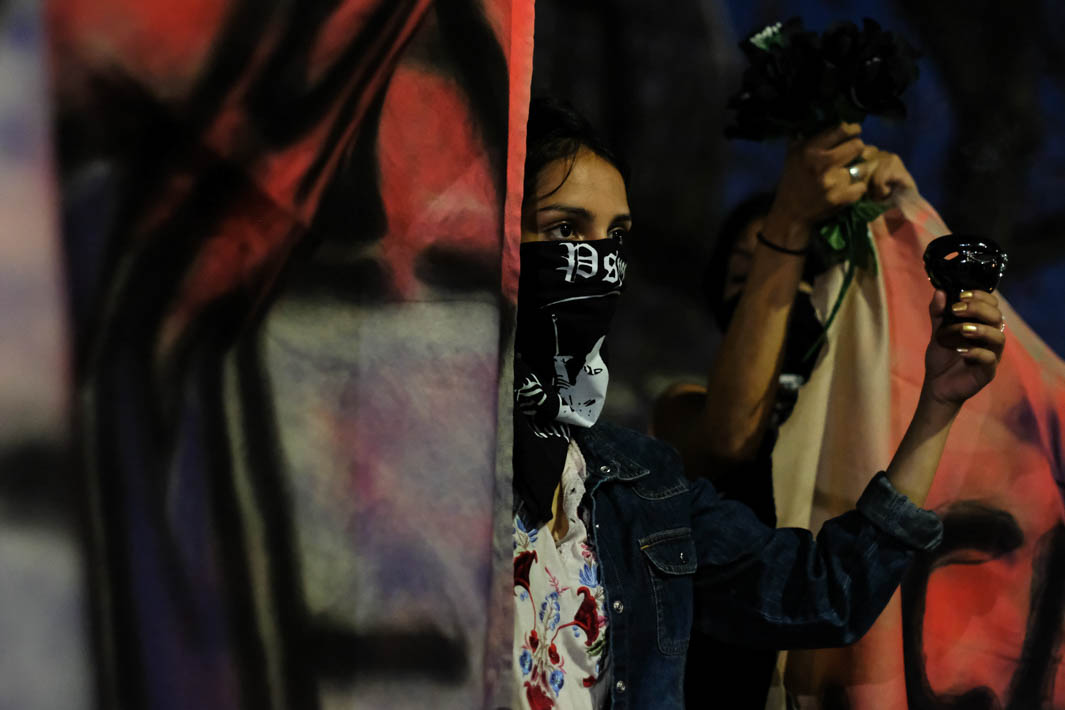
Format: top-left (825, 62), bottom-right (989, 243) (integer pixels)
top-left (531, 0), bottom-right (1065, 429)
top-left (2, 2), bottom-right (1063, 707)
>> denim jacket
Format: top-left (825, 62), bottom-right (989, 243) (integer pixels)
top-left (570, 421), bottom-right (943, 710)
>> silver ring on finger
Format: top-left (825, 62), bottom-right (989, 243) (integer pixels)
top-left (847, 163), bottom-right (863, 184)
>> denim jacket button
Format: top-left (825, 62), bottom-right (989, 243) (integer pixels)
top-left (612, 600), bottom-right (624, 614)
top-left (679, 552), bottom-right (686, 563)
top-left (599, 464), bottom-right (612, 474)
top-left (615, 680), bottom-right (627, 694)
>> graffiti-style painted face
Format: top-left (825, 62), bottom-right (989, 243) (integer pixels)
top-left (520, 147), bottom-right (631, 245)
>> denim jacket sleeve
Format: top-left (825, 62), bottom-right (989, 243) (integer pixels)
top-left (690, 471), bottom-right (942, 649)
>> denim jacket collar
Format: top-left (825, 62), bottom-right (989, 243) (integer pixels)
top-left (574, 424), bottom-right (651, 482)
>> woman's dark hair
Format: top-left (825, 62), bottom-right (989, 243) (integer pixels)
top-left (701, 191), bottom-right (775, 328)
top-left (524, 97), bottom-right (629, 205)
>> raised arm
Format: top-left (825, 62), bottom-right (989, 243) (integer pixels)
top-left (689, 476), bottom-right (939, 648)
top-left (689, 288), bottom-right (1004, 648)
top-left (884, 288), bottom-right (1004, 503)
top-left (653, 133), bottom-right (917, 477)
top-left (700, 124), bottom-right (871, 462)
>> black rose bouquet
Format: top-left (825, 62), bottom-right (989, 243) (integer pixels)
top-left (727, 18), bottom-right (920, 355)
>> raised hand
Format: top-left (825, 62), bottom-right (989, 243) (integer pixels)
top-left (861, 146), bottom-right (916, 200)
top-left (766, 122), bottom-right (873, 237)
top-left (923, 289), bottom-right (1006, 406)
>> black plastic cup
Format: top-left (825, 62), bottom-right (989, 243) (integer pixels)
top-left (923, 234), bottom-right (1008, 327)
top-left (923, 234), bottom-right (1008, 297)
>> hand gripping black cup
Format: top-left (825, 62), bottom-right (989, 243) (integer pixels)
top-left (923, 234), bottom-right (1008, 298)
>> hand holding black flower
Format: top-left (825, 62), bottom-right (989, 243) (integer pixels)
top-left (863, 146), bottom-right (916, 200)
top-left (764, 123), bottom-right (870, 246)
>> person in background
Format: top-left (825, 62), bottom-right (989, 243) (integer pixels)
top-left (652, 128), bottom-right (918, 709)
top-left (651, 130), bottom-right (920, 706)
top-left (513, 97), bottom-right (1002, 710)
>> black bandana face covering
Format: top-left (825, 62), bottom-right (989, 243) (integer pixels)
top-left (514, 237), bottom-right (627, 524)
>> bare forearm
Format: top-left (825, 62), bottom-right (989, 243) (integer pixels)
top-left (884, 390), bottom-right (960, 505)
top-left (885, 286), bottom-right (1005, 505)
top-left (702, 214), bottom-right (810, 460)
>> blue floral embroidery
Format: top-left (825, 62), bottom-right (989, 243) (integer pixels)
top-left (514, 514), bottom-right (539, 544)
top-left (539, 591), bottom-right (561, 631)
top-left (573, 626), bottom-right (582, 639)
top-left (578, 562), bottom-right (598, 587)
top-left (519, 649), bottom-right (533, 677)
top-left (518, 590), bottom-right (528, 602)
top-left (549, 669), bottom-right (565, 695)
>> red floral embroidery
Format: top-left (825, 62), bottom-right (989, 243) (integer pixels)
top-left (515, 550), bottom-right (537, 592)
top-left (525, 681), bottom-right (554, 710)
top-left (514, 489), bottom-right (608, 708)
top-left (572, 586), bottom-right (599, 645)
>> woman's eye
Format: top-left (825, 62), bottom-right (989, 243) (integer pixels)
top-left (545, 223), bottom-right (576, 240)
top-left (610, 227), bottom-right (627, 243)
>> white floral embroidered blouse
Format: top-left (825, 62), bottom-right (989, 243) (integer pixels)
top-left (513, 440), bottom-right (610, 710)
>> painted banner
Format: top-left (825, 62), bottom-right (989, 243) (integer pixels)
top-left (775, 192), bottom-right (1065, 708)
top-left (48, 1), bottom-right (532, 708)
top-left (0, 2), bottom-right (89, 709)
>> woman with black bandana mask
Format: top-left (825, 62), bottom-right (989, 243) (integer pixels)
top-left (511, 98), bottom-right (1003, 710)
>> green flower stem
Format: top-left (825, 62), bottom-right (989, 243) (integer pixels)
top-left (802, 198), bottom-right (886, 363)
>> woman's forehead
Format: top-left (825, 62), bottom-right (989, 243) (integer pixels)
top-left (532, 148), bottom-right (629, 213)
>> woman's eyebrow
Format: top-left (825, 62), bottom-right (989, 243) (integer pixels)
top-left (536, 205), bottom-right (592, 219)
top-left (536, 205), bottom-right (631, 225)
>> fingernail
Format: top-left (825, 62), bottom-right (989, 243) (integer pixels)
top-left (959, 290), bottom-right (974, 300)
top-left (956, 347), bottom-right (969, 353)
top-left (951, 302), bottom-right (968, 313)
top-left (962, 323), bottom-right (979, 334)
